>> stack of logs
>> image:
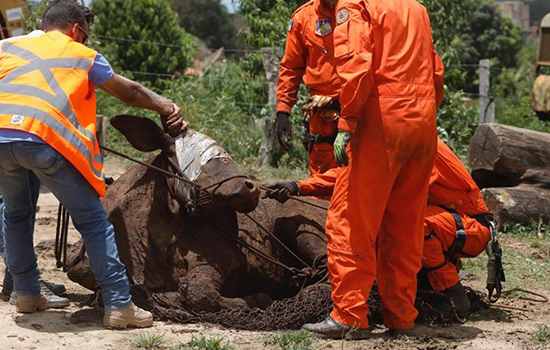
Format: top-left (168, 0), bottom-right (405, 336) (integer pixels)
top-left (468, 123), bottom-right (550, 228)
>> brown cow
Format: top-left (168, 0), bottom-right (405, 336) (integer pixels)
top-left (67, 115), bottom-right (328, 312)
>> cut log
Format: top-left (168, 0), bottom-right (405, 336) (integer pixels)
top-left (468, 123), bottom-right (550, 189)
top-left (482, 185), bottom-right (550, 227)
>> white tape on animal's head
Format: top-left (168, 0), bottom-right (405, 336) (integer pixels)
top-left (174, 130), bottom-right (231, 181)
top-left (172, 130), bottom-right (232, 205)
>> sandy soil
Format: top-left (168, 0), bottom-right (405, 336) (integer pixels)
top-left (0, 159), bottom-right (549, 350)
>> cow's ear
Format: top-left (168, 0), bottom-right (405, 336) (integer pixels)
top-left (110, 115), bottom-right (173, 152)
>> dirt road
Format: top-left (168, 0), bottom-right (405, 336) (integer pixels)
top-left (0, 159), bottom-right (549, 350)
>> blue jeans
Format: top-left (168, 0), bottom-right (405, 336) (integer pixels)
top-left (0, 142), bottom-right (131, 309)
top-left (0, 173), bottom-right (40, 270)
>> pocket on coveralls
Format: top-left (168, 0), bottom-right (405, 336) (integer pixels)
top-left (333, 20), bottom-right (351, 59)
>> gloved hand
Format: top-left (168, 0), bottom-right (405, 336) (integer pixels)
top-left (303, 95), bottom-right (334, 115)
top-left (311, 95), bottom-right (333, 109)
top-left (276, 112), bottom-right (292, 152)
top-left (264, 180), bottom-right (300, 203)
top-left (334, 131), bottom-right (352, 167)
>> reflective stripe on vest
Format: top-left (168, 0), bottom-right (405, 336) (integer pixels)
top-left (0, 38), bottom-right (105, 191)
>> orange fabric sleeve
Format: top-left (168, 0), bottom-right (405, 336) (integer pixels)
top-left (333, 1), bottom-right (374, 133)
top-left (297, 168), bottom-right (340, 197)
top-left (433, 49), bottom-right (445, 108)
top-left (276, 16), bottom-right (307, 114)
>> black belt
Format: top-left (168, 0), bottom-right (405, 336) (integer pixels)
top-left (303, 133), bottom-right (337, 152)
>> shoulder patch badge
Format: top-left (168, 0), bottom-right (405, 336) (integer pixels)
top-left (336, 8), bottom-right (350, 25)
top-left (288, 19), bottom-right (294, 32)
top-left (315, 19), bottom-right (333, 36)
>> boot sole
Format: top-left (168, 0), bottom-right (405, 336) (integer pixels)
top-left (47, 300), bottom-right (70, 309)
top-left (309, 330), bottom-right (371, 340)
top-left (103, 316), bottom-right (153, 329)
top-left (16, 304), bottom-right (48, 313)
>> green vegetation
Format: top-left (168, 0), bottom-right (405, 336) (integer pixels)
top-left (166, 0), bottom-right (244, 51)
top-left (130, 332), bottom-right (168, 349)
top-left (90, 0), bottom-right (196, 86)
top-left (264, 330), bottom-right (317, 350)
top-left (502, 220), bottom-right (550, 239)
top-left (22, 0), bottom-right (550, 179)
top-left (533, 325), bottom-right (550, 343)
top-left (463, 222), bottom-right (550, 291)
top-left (173, 335), bottom-right (233, 350)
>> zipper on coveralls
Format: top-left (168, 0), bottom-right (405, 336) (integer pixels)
top-left (305, 34), bottom-right (328, 54)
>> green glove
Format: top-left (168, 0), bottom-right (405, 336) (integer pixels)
top-left (334, 131), bottom-right (352, 167)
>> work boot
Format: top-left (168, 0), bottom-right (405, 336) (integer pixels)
top-left (9, 281), bottom-right (70, 309)
top-left (2, 270), bottom-right (13, 296)
top-left (103, 303), bottom-right (153, 329)
top-left (40, 279), bottom-right (67, 296)
top-left (39, 281), bottom-right (70, 308)
top-left (433, 282), bottom-right (471, 319)
top-left (386, 326), bottom-right (417, 338)
top-left (302, 316), bottom-right (371, 340)
top-left (16, 294), bottom-right (49, 313)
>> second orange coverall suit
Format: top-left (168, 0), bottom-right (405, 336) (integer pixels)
top-left (298, 139), bottom-right (491, 296)
top-left (326, 0), bottom-right (444, 329)
top-left (277, 0), bottom-right (341, 175)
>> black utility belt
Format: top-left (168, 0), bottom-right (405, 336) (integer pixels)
top-left (471, 213), bottom-right (494, 229)
top-left (303, 133), bottom-right (337, 152)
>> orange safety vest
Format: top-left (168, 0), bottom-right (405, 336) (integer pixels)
top-left (0, 31), bottom-right (105, 196)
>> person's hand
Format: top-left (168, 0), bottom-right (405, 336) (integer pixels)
top-left (334, 131), bottom-right (352, 167)
top-left (264, 180), bottom-right (300, 203)
top-left (303, 95), bottom-right (334, 115)
top-left (276, 112), bottom-right (292, 152)
top-left (162, 103), bottom-right (186, 137)
top-left (311, 95), bottom-right (333, 109)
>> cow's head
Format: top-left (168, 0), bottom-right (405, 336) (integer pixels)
top-left (111, 115), bottom-right (260, 214)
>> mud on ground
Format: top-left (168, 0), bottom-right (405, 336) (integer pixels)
top-left (0, 159), bottom-right (549, 350)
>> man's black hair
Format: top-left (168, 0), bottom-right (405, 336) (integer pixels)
top-left (41, 0), bottom-right (95, 31)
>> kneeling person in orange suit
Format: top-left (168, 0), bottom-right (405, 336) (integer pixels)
top-left (267, 139), bottom-right (492, 325)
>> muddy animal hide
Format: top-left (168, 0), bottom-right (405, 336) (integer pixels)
top-left (66, 115), bottom-right (327, 312)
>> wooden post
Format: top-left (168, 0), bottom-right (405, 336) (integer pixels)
top-left (257, 47), bottom-right (280, 167)
top-left (478, 59), bottom-right (495, 124)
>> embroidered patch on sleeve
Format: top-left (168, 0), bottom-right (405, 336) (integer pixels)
top-left (315, 19), bottom-right (333, 36)
top-left (336, 8), bottom-right (350, 25)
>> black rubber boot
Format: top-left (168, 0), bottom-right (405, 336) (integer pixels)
top-left (433, 282), bottom-right (471, 319)
top-left (2, 270), bottom-right (13, 296)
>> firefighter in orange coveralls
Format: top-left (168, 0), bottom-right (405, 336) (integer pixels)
top-left (273, 0), bottom-right (445, 339)
top-left (267, 139), bottom-right (492, 325)
top-left (276, 0), bottom-right (341, 176)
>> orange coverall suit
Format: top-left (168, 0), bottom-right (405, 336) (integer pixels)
top-left (298, 139), bottom-right (491, 295)
top-left (276, 0), bottom-right (341, 175)
top-left (326, 0), bottom-right (444, 329)
top-left (423, 141), bottom-right (491, 292)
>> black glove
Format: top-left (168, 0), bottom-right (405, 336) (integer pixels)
top-left (276, 112), bottom-right (292, 152)
top-left (265, 180), bottom-right (299, 203)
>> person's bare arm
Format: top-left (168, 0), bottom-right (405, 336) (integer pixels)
top-left (99, 74), bottom-right (184, 135)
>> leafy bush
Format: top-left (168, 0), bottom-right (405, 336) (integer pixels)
top-left (493, 44), bottom-right (550, 133)
top-left (437, 90), bottom-right (478, 159)
top-left (91, 0), bottom-right (197, 86)
top-left (99, 61), bottom-right (266, 167)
